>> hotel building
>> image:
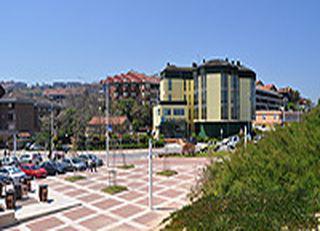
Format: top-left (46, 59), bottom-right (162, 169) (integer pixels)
top-left (153, 59), bottom-right (256, 138)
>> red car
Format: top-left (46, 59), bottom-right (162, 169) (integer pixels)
top-left (20, 164), bottom-right (47, 178)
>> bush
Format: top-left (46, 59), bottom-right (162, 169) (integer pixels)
top-left (164, 106), bottom-right (320, 230)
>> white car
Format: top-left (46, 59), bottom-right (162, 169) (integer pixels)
top-left (19, 153), bottom-right (43, 164)
top-left (0, 166), bottom-right (27, 183)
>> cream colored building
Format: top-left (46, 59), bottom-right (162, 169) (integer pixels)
top-left (153, 59), bottom-right (256, 138)
top-left (152, 65), bottom-right (194, 138)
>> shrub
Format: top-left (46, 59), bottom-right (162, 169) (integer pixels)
top-left (164, 106), bottom-right (320, 230)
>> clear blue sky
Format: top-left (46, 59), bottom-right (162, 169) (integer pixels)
top-left (0, 0), bottom-right (319, 101)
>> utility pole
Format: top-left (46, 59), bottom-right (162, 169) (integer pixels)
top-left (244, 125), bottom-right (247, 148)
top-left (148, 138), bottom-right (153, 210)
top-left (50, 103), bottom-right (54, 158)
top-left (105, 82), bottom-right (110, 168)
top-left (13, 133), bottom-right (17, 156)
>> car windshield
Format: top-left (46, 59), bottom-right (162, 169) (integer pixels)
top-left (31, 165), bottom-right (40, 170)
top-left (8, 167), bottom-right (21, 174)
top-left (72, 158), bottom-right (81, 163)
top-left (88, 154), bottom-right (97, 160)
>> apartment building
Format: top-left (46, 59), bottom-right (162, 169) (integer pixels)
top-left (0, 84), bottom-right (5, 98)
top-left (153, 65), bottom-right (194, 138)
top-left (193, 59), bottom-right (256, 138)
top-left (0, 98), bottom-right (40, 139)
top-left (256, 82), bottom-right (283, 110)
top-left (153, 59), bottom-right (256, 138)
top-left (101, 71), bottom-right (160, 106)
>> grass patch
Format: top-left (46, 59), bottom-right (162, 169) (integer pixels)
top-left (117, 164), bottom-right (135, 170)
top-left (65, 175), bottom-right (86, 182)
top-left (101, 185), bottom-right (128, 195)
top-left (157, 169), bottom-right (178, 177)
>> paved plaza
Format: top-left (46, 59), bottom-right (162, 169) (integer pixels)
top-left (6, 157), bottom-right (208, 231)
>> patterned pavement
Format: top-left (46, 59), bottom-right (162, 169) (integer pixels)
top-left (6, 157), bottom-right (208, 231)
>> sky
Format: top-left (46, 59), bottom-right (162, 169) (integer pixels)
top-left (0, 0), bottom-right (319, 101)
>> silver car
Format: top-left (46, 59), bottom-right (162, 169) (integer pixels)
top-left (0, 166), bottom-right (27, 183)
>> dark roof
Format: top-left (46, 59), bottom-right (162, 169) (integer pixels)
top-left (0, 97), bottom-right (34, 104)
top-left (198, 59), bottom-right (256, 78)
top-left (161, 65), bottom-right (194, 79)
top-left (0, 84), bottom-right (5, 98)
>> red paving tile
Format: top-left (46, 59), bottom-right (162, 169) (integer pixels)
top-left (135, 196), bottom-right (166, 207)
top-left (54, 185), bottom-right (75, 192)
top-left (138, 185), bottom-right (164, 193)
top-left (126, 181), bottom-right (145, 188)
top-left (110, 204), bottom-right (144, 218)
top-left (64, 189), bottom-right (88, 197)
top-left (63, 206), bottom-right (96, 221)
top-left (118, 190), bottom-right (144, 200)
top-left (92, 198), bottom-right (122, 210)
top-left (134, 211), bottom-right (162, 226)
top-left (89, 183), bottom-right (106, 190)
top-left (79, 214), bottom-right (117, 230)
top-left (27, 216), bottom-right (64, 231)
top-left (77, 193), bottom-right (104, 203)
top-left (56, 226), bottom-right (79, 231)
top-left (158, 189), bottom-right (184, 198)
top-left (112, 223), bottom-right (140, 231)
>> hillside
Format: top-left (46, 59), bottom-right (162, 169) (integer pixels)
top-left (163, 106), bottom-right (320, 230)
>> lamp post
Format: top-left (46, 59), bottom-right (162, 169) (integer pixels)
top-left (104, 83), bottom-right (110, 168)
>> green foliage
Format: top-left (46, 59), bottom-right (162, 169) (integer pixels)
top-left (101, 185), bottom-right (128, 195)
top-left (111, 98), bottom-right (151, 132)
top-left (117, 164), bottom-right (135, 170)
top-left (164, 106), bottom-right (320, 230)
top-left (157, 170), bottom-right (178, 177)
top-left (65, 175), bottom-right (86, 182)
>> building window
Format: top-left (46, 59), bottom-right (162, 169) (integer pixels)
top-left (174, 108), bottom-right (184, 116)
top-left (274, 114), bottom-right (277, 119)
top-left (168, 79), bottom-right (172, 91)
top-left (262, 114), bottom-right (266, 120)
top-left (183, 80), bottom-right (186, 91)
top-left (158, 109), bottom-right (160, 116)
top-left (221, 73), bottom-right (229, 120)
top-left (163, 108), bottom-right (171, 116)
top-left (168, 94), bottom-right (172, 101)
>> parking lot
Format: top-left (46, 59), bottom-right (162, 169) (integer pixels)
top-left (5, 156), bottom-right (208, 231)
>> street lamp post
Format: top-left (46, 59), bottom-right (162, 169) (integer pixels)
top-left (104, 82), bottom-right (110, 168)
top-left (50, 103), bottom-right (54, 159)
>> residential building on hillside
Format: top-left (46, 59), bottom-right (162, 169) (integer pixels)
top-left (86, 116), bottom-right (130, 137)
top-left (153, 65), bottom-right (194, 138)
top-left (256, 82), bottom-right (283, 111)
top-left (101, 71), bottom-right (160, 106)
top-left (153, 59), bottom-right (256, 138)
top-left (43, 87), bottom-right (86, 104)
top-left (0, 98), bottom-right (40, 145)
top-left (0, 84), bottom-right (4, 98)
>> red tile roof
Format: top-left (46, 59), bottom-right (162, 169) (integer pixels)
top-left (43, 88), bottom-right (86, 96)
top-left (101, 71), bottom-right (160, 85)
top-left (257, 83), bottom-right (278, 92)
top-left (88, 116), bottom-right (128, 126)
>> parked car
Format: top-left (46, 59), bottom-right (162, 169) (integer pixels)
top-left (63, 158), bottom-right (86, 171)
top-left (40, 161), bottom-right (66, 175)
top-left (1, 156), bottom-right (20, 166)
top-left (19, 153), bottom-right (43, 165)
top-left (79, 154), bottom-right (103, 167)
top-left (20, 164), bottom-right (47, 178)
top-left (55, 160), bottom-right (74, 172)
top-left (0, 174), bottom-right (11, 185)
top-left (0, 166), bottom-right (27, 183)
